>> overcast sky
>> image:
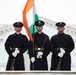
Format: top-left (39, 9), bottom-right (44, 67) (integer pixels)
top-left (0, 0), bottom-right (76, 25)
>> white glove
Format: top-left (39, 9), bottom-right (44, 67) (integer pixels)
top-left (12, 48), bottom-right (20, 57)
top-left (15, 49), bottom-right (20, 54)
top-left (58, 52), bottom-right (64, 58)
top-left (31, 57), bottom-right (35, 63)
top-left (37, 51), bottom-right (43, 56)
top-left (60, 48), bottom-right (65, 54)
top-left (12, 52), bottom-right (17, 57)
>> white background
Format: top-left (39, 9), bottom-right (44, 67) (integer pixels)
top-left (0, 0), bottom-right (76, 72)
top-left (0, 0), bottom-right (76, 24)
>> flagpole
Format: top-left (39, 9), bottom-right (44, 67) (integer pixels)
top-left (32, 0), bottom-right (35, 70)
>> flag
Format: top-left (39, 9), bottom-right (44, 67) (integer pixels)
top-left (23, 0), bottom-right (39, 42)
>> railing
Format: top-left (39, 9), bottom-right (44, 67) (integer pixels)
top-left (0, 71), bottom-right (76, 74)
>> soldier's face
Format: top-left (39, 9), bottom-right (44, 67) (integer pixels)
top-left (15, 27), bottom-right (22, 32)
top-left (36, 26), bottom-right (43, 32)
top-left (57, 27), bottom-right (65, 33)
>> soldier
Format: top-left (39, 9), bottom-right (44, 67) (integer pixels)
top-left (49, 22), bottom-right (75, 71)
top-left (5, 22), bottom-right (28, 70)
top-left (28, 20), bottom-right (50, 70)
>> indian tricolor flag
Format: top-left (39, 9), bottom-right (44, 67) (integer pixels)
top-left (23, 0), bottom-right (39, 42)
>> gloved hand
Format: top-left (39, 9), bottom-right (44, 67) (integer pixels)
top-left (37, 51), bottom-right (43, 56)
top-left (12, 48), bottom-right (20, 57)
top-left (60, 48), bottom-right (65, 54)
top-left (12, 52), bottom-right (17, 57)
top-left (58, 48), bottom-right (66, 58)
top-left (58, 52), bottom-right (64, 58)
top-left (15, 49), bottom-right (20, 54)
top-left (31, 57), bottom-right (35, 63)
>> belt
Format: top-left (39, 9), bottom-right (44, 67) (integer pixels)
top-left (55, 48), bottom-right (66, 50)
top-left (11, 48), bottom-right (21, 51)
top-left (34, 48), bottom-right (44, 51)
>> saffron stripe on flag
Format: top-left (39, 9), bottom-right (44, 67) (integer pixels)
top-left (23, 0), bottom-right (39, 41)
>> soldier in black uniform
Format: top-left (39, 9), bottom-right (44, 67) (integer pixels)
top-left (28, 20), bottom-right (50, 70)
top-left (49, 22), bottom-right (75, 71)
top-left (5, 22), bottom-right (28, 70)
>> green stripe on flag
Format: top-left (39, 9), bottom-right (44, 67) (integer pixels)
top-left (26, 14), bottom-right (39, 54)
top-left (35, 14), bottom-right (39, 22)
top-left (29, 24), bottom-right (37, 34)
top-left (29, 14), bottom-right (39, 34)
